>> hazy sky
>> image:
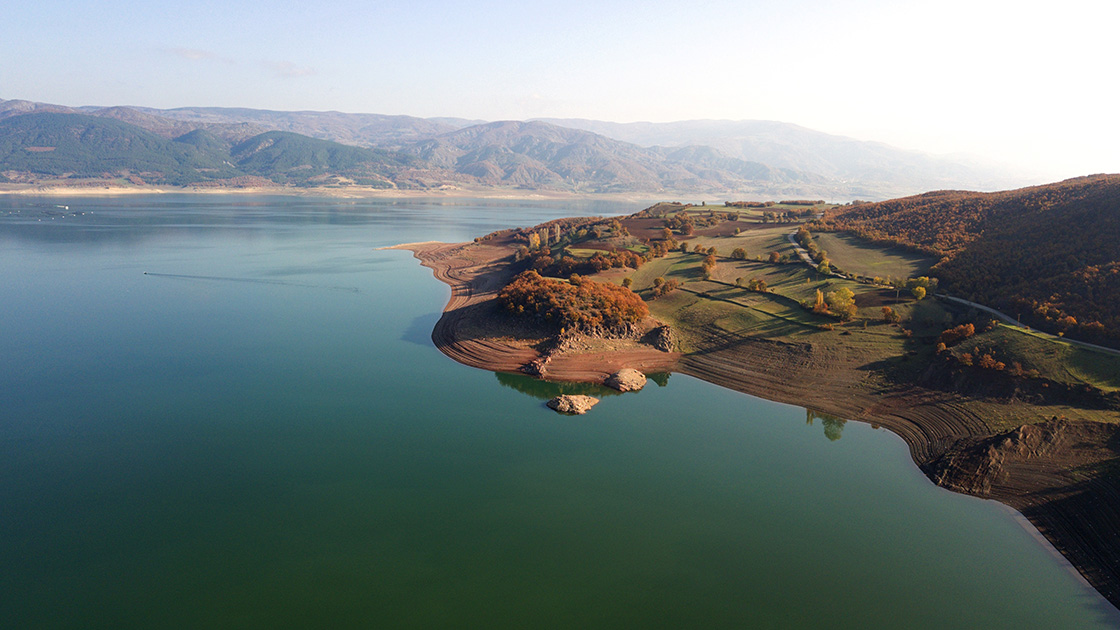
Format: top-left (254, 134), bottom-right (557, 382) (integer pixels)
top-left (3, 0), bottom-right (1116, 180)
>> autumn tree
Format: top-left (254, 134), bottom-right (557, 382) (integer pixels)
top-left (499, 270), bottom-right (648, 334)
top-left (826, 288), bottom-right (857, 321)
top-left (812, 289), bottom-right (828, 314)
top-left (937, 323), bottom-right (974, 347)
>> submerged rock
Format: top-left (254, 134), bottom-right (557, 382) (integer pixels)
top-left (605, 368), bottom-right (647, 392)
top-left (547, 394), bottom-right (600, 415)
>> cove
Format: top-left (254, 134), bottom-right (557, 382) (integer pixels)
top-left (1, 195), bottom-right (1117, 628)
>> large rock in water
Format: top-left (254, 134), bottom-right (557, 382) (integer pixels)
top-left (604, 368), bottom-right (647, 392)
top-left (547, 394), bottom-right (600, 415)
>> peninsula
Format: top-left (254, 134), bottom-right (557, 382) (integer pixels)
top-left (400, 178), bottom-right (1120, 608)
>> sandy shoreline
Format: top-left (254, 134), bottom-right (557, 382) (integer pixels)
top-left (398, 237), bottom-right (1120, 611)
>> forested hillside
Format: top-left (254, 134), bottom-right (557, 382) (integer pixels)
top-left (0, 113), bottom-right (237, 184)
top-left (230, 131), bottom-right (415, 185)
top-left (826, 175), bottom-right (1120, 347)
top-left (0, 113), bottom-right (416, 186)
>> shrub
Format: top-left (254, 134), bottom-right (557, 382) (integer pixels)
top-left (937, 323), bottom-right (975, 347)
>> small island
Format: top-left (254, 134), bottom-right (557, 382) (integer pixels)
top-left (400, 178), bottom-right (1120, 607)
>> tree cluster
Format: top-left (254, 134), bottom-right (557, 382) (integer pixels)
top-left (726, 201), bottom-right (774, 208)
top-left (805, 287), bottom-right (856, 321)
top-left (498, 270), bottom-right (648, 334)
top-left (649, 276), bottom-right (681, 299)
top-left (937, 323), bottom-right (975, 348)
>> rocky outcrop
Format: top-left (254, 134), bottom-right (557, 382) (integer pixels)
top-left (547, 395), bottom-right (600, 415)
top-left (522, 356), bottom-right (550, 377)
top-left (604, 368), bottom-right (647, 392)
top-left (644, 325), bottom-right (675, 352)
top-left (927, 418), bottom-right (1074, 496)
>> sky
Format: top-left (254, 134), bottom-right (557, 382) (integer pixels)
top-left (3, 0), bottom-right (1117, 180)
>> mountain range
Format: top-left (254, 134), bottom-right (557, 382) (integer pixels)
top-left (0, 98), bottom-right (1031, 198)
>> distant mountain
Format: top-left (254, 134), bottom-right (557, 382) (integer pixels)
top-left (829, 174), bottom-right (1120, 347)
top-left (91, 106), bottom-right (266, 145)
top-left (0, 112), bottom-right (415, 187)
top-left (0, 113), bottom-right (237, 184)
top-left (0, 98), bottom-right (1037, 198)
top-left (229, 131), bottom-right (415, 185)
top-left (534, 118), bottom-right (1029, 196)
top-left (403, 120), bottom-right (827, 194)
top-left (128, 106), bottom-right (466, 149)
top-left (0, 99), bottom-right (81, 119)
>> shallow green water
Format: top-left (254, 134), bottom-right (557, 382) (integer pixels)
top-left (1, 196), bottom-right (1117, 628)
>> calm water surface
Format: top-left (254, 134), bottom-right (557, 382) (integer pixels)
top-left (1, 195), bottom-right (1117, 628)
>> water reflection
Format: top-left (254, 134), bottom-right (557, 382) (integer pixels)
top-left (495, 372), bottom-right (620, 399)
top-left (806, 408), bottom-right (848, 441)
top-left (494, 371), bottom-right (671, 400)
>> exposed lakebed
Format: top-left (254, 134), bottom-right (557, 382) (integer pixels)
top-left (1, 195), bottom-right (1116, 628)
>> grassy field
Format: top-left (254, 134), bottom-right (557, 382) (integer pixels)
top-left (955, 324), bottom-right (1120, 393)
top-left (582, 209), bottom-right (1119, 415)
top-left (813, 232), bottom-right (937, 280)
top-left (609, 246), bottom-right (923, 356)
top-left (683, 225), bottom-right (797, 260)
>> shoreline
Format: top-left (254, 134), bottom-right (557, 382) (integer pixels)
top-left (0, 183), bottom-right (666, 203)
top-left (397, 237), bottom-right (1120, 612)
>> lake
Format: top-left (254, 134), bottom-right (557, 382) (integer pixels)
top-left (1, 195), bottom-right (1117, 628)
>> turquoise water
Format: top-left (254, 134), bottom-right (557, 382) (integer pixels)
top-left (1, 195), bottom-right (1117, 628)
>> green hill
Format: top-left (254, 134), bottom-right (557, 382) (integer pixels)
top-left (173, 128), bottom-right (233, 155)
top-left (0, 113), bottom-right (417, 187)
top-left (827, 175), bottom-right (1120, 347)
top-left (0, 113), bottom-right (234, 184)
top-left (230, 131), bottom-right (415, 185)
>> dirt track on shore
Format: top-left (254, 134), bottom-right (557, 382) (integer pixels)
top-left (396, 239), bottom-right (1120, 611)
